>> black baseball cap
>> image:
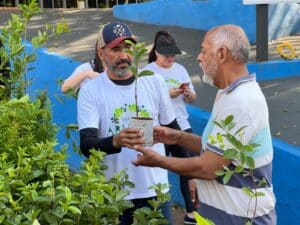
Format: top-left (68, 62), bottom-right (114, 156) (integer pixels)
top-left (156, 35), bottom-right (182, 55)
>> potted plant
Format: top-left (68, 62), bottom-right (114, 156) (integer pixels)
top-left (125, 41), bottom-right (154, 146)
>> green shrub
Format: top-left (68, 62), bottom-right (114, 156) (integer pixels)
top-left (0, 1), bottom-right (170, 224)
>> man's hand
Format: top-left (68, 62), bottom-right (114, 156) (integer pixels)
top-left (153, 126), bottom-right (182, 145)
top-left (188, 179), bottom-right (200, 209)
top-left (132, 146), bottom-right (163, 167)
top-left (113, 128), bottom-right (144, 149)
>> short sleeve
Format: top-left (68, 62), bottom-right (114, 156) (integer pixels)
top-left (77, 84), bottom-right (100, 130)
top-left (156, 76), bottom-right (176, 125)
top-left (205, 107), bottom-right (256, 156)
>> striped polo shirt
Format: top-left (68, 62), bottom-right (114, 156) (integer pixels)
top-left (198, 74), bottom-right (276, 225)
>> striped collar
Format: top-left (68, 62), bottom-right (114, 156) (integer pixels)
top-left (223, 73), bottom-right (256, 94)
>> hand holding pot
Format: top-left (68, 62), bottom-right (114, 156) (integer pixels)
top-left (113, 128), bottom-right (144, 149)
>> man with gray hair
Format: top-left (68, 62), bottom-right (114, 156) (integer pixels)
top-left (132, 24), bottom-right (277, 225)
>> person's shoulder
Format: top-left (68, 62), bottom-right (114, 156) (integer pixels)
top-left (173, 62), bottom-right (189, 73)
top-left (81, 71), bottom-right (106, 90)
top-left (142, 62), bottom-right (156, 71)
top-left (76, 62), bottom-right (93, 70)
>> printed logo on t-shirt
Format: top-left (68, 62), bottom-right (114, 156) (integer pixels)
top-left (108, 103), bottom-right (151, 136)
top-left (165, 78), bottom-right (180, 88)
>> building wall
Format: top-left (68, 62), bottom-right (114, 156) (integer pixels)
top-left (113, 0), bottom-right (300, 42)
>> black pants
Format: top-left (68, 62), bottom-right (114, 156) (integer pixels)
top-left (165, 128), bottom-right (197, 213)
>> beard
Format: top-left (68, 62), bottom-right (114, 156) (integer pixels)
top-left (199, 60), bottom-right (217, 86)
top-left (108, 59), bottom-right (132, 77)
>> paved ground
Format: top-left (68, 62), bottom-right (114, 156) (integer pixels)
top-left (1, 8), bottom-right (300, 224)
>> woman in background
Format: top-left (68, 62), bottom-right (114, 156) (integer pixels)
top-left (61, 41), bottom-right (104, 93)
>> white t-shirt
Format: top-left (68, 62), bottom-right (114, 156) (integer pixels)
top-left (199, 74), bottom-right (276, 223)
top-left (68, 62), bottom-right (94, 90)
top-left (77, 71), bottom-right (175, 200)
top-left (143, 62), bottom-right (195, 130)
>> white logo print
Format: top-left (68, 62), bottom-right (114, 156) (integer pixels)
top-left (113, 24), bottom-right (126, 37)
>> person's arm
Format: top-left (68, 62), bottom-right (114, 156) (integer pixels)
top-left (154, 126), bottom-right (201, 154)
top-left (80, 127), bottom-right (144, 157)
top-left (79, 128), bottom-right (121, 157)
top-left (132, 146), bottom-right (231, 180)
top-left (61, 70), bottom-right (98, 93)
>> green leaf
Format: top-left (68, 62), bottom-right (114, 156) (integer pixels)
top-left (64, 187), bottom-right (72, 202)
top-left (129, 66), bottom-right (138, 76)
top-left (241, 144), bottom-right (254, 152)
top-left (257, 178), bottom-right (268, 187)
top-left (242, 187), bottom-right (254, 198)
top-left (234, 125), bottom-right (247, 135)
top-left (227, 121), bottom-right (236, 131)
top-left (223, 171), bottom-right (234, 184)
top-left (32, 219), bottom-right (41, 225)
top-left (223, 148), bottom-right (238, 159)
top-left (0, 215), bottom-right (5, 223)
top-left (212, 120), bottom-right (224, 129)
top-left (245, 156), bottom-right (255, 169)
top-left (68, 206), bottom-right (81, 215)
top-left (224, 115), bottom-right (233, 126)
top-left (239, 152), bottom-right (246, 165)
top-left (255, 191), bottom-right (265, 197)
top-left (138, 70), bottom-right (154, 77)
top-left (216, 133), bottom-right (223, 143)
top-left (66, 124), bottom-right (79, 130)
top-left (215, 170), bottom-right (224, 176)
top-left (234, 165), bottom-right (244, 173)
top-left (250, 143), bottom-right (261, 149)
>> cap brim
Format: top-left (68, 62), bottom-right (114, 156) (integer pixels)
top-left (107, 36), bottom-right (137, 48)
top-left (156, 45), bottom-right (182, 55)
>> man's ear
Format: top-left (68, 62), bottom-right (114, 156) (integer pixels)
top-left (217, 46), bottom-right (228, 64)
top-left (97, 48), bottom-right (104, 61)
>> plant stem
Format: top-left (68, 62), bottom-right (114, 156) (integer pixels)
top-left (135, 78), bottom-right (138, 118)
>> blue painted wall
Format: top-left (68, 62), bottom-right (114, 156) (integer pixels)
top-left (25, 44), bottom-right (84, 169)
top-left (248, 59), bottom-right (300, 81)
top-left (27, 45), bottom-right (300, 224)
top-left (113, 0), bottom-right (300, 42)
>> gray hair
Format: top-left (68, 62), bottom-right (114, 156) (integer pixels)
top-left (211, 25), bottom-right (250, 64)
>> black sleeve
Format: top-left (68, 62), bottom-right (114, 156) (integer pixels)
top-left (161, 118), bottom-right (181, 130)
top-left (79, 128), bottom-right (121, 157)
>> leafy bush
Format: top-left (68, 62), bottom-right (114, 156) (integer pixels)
top-left (0, 1), bottom-right (170, 224)
top-left (0, 95), bottom-right (135, 224)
